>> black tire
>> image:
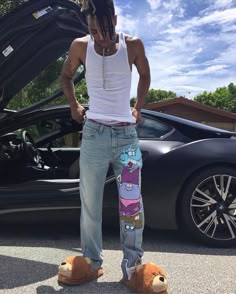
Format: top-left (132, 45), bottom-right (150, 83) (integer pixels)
top-left (180, 166), bottom-right (236, 247)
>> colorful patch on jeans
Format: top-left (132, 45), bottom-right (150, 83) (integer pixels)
top-left (118, 146), bottom-right (142, 217)
top-left (121, 166), bottom-right (139, 186)
top-left (119, 168), bottom-right (141, 216)
top-left (119, 167), bottom-right (141, 217)
top-left (120, 146), bottom-right (142, 171)
top-left (120, 197), bottom-right (141, 217)
top-left (120, 213), bottom-right (143, 229)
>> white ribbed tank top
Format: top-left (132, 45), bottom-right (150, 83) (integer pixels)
top-left (85, 32), bottom-right (135, 123)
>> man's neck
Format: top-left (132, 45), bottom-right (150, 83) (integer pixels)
top-left (94, 33), bottom-right (119, 55)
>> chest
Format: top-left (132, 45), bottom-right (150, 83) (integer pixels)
top-left (81, 42), bottom-right (134, 71)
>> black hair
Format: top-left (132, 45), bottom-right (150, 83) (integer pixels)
top-left (78, 0), bottom-right (115, 39)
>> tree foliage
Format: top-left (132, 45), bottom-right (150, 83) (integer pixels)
top-left (130, 88), bottom-right (176, 107)
top-left (7, 55), bottom-right (89, 110)
top-left (194, 83), bottom-right (236, 113)
top-left (8, 58), bottom-right (65, 109)
top-left (0, 0), bottom-right (27, 17)
top-left (75, 79), bottom-right (89, 104)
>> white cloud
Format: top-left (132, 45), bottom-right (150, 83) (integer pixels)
top-left (221, 24), bottom-right (236, 33)
top-left (115, 0), bottom-right (236, 99)
top-left (163, 8), bottom-right (236, 35)
top-left (147, 11), bottom-right (173, 25)
top-left (200, 8), bottom-right (236, 24)
top-left (193, 48), bottom-right (203, 55)
top-left (212, 40), bottom-right (236, 64)
top-left (115, 5), bottom-right (139, 35)
top-left (162, 0), bottom-right (182, 11)
top-left (185, 65), bottom-right (229, 76)
top-left (146, 0), bottom-right (161, 10)
top-left (213, 0), bottom-right (233, 9)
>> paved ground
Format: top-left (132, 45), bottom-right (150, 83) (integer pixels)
top-left (0, 224), bottom-right (235, 294)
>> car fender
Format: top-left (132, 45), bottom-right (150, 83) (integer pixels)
top-left (140, 138), bottom-right (236, 230)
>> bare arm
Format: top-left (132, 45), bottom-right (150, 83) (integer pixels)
top-left (132, 39), bottom-right (151, 122)
top-left (61, 40), bottom-right (80, 106)
top-left (60, 39), bottom-right (85, 121)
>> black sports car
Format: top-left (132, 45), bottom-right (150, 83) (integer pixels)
top-left (0, 0), bottom-right (236, 248)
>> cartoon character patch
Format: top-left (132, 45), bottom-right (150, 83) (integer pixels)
top-left (120, 146), bottom-right (142, 171)
top-left (120, 213), bottom-right (143, 229)
top-left (119, 167), bottom-right (141, 217)
top-left (118, 146), bottom-right (142, 218)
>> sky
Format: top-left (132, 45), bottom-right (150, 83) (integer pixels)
top-left (114, 0), bottom-right (236, 98)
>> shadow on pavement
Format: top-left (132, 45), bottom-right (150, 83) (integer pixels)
top-left (37, 282), bottom-right (130, 294)
top-left (0, 255), bottom-right (57, 289)
top-left (0, 255), bottom-right (129, 293)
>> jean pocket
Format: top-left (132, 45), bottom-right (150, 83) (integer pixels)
top-left (125, 127), bottom-right (138, 138)
top-left (82, 125), bottom-right (99, 140)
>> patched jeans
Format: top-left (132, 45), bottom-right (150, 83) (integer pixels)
top-left (79, 119), bottom-right (144, 280)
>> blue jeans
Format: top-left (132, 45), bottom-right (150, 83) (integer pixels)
top-left (79, 119), bottom-right (144, 280)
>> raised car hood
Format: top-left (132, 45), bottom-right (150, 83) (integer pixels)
top-left (0, 0), bottom-right (88, 110)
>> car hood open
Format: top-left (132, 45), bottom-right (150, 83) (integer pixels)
top-left (0, 0), bottom-right (88, 111)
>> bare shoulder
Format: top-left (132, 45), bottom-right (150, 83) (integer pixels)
top-left (70, 35), bottom-right (90, 51)
top-left (125, 34), bottom-right (145, 53)
top-left (68, 35), bottom-right (90, 65)
top-left (125, 34), bottom-right (143, 44)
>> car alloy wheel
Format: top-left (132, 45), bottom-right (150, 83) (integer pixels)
top-left (191, 174), bottom-right (236, 241)
top-left (180, 166), bottom-right (236, 247)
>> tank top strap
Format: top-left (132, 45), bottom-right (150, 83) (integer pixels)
top-left (119, 32), bottom-right (127, 49)
top-left (87, 36), bottom-right (93, 50)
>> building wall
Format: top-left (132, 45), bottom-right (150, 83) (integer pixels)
top-left (203, 122), bottom-right (236, 131)
top-left (151, 104), bottom-right (236, 131)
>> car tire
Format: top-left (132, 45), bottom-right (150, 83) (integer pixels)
top-left (180, 166), bottom-right (236, 247)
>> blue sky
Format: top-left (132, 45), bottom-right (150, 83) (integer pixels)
top-left (114, 0), bottom-right (236, 98)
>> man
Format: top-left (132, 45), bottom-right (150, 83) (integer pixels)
top-left (58, 0), bottom-right (151, 287)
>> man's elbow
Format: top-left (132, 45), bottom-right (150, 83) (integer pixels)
top-left (140, 73), bottom-right (151, 85)
top-left (60, 73), bottom-right (71, 88)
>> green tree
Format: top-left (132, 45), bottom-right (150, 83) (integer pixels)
top-left (75, 79), bottom-right (89, 104)
top-left (130, 88), bottom-right (176, 107)
top-left (8, 58), bottom-right (65, 109)
top-left (0, 0), bottom-right (27, 17)
top-left (8, 55), bottom-right (89, 110)
top-left (194, 83), bottom-right (236, 113)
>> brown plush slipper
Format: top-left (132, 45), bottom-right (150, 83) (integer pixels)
top-left (122, 263), bottom-right (168, 294)
top-left (58, 256), bottom-right (103, 285)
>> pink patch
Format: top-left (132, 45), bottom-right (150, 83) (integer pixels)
top-left (120, 198), bottom-right (140, 208)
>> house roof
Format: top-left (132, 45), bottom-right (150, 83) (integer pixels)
top-left (144, 96), bottom-right (236, 119)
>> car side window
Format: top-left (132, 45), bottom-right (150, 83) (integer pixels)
top-left (23, 120), bottom-right (60, 141)
top-left (23, 120), bottom-right (82, 148)
top-left (52, 132), bottom-right (82, 148)
top-left (137, 117), bottom-right (172, 139)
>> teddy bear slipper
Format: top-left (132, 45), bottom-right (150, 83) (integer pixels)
top-left (58, 256), bottom-right (103, 285)
top-left (123, 263), bottom-right (168, 294)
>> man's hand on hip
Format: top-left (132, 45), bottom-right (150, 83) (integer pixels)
top-left (71, 103), bottom-right (86, 123)
top-left (132, 108), bottom-right (142, 123)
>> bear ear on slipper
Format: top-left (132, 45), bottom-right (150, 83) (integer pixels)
top-left (58, 256), bottom-right (103, 285)
top-left (123, 262), bottom-right (168, 294)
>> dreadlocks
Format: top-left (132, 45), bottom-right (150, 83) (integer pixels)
top-left (77, 0), bottom-right (115, 39)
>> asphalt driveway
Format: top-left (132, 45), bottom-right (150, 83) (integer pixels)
top-left (0, 224), bottom-right (235, 294)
